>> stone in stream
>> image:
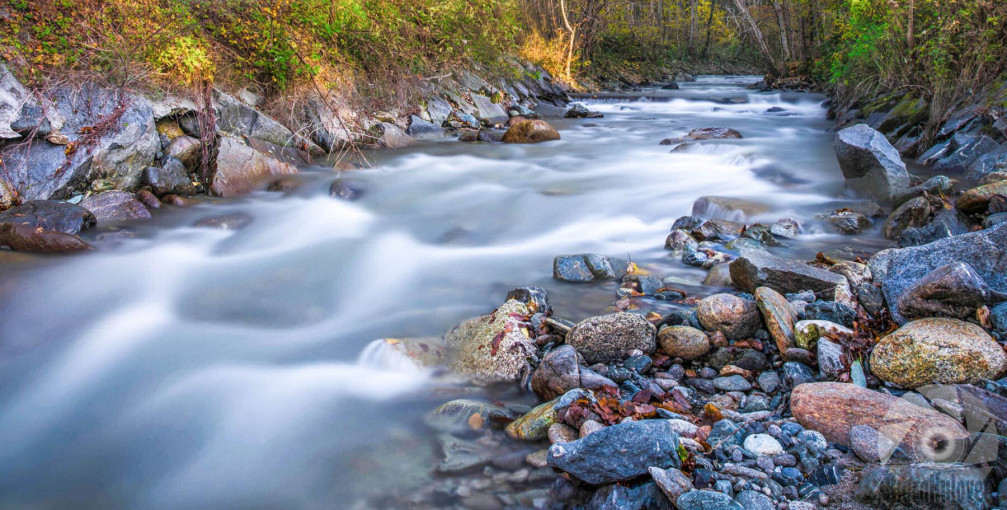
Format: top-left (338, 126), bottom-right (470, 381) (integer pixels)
top-left (359, 337), bottom-right (445, 371)
top-left (649, 466), bottom-right (694, 505)
top-left (675, 490), bottom-right (744, 510)
top-left (445, 299), bottom-right (538, 383)
top-left (164, 135), bottom-right (201, 170)
top-left (0, 222), bottom-right (93, 253)
top-left (553, 253), bottom-right (629, 282)
top-left (871, 318), bottom-right (1006, 388)
top-left (437, 434), bottom-right (492, 474)
top-left (547, 419), bottom-right (681, 485)
top-left (587, 482), bottom-right (671, 510)
top-left (895, 262), bottom-right (989, 320)
top-left (791, 382), bottom-right (969, 461)
top-left (531, 345), bottom-right (581, 400)
top-left (501, 119), bottom-right (560, 143)
top-left (855, 463), bottom-right (992, 510)
top-left (823, 209), bottom-right (871, 234)
top-left (425, 399), bottom-right (517, 436)
top-left (143, 160), bottom-right (197, 196)
top-left (193, 213), bottom-right (252, 230)
top-left (506, 398), bottom-right (560, 441)
top-left (329, 180), bottom-right (364, 201)
top-left (79, 191), bottom-right (151, 224)
top-left (868, 221), bottom-right (1007, 324)
top-left (0, 200), bottom-right (96, 234)
top-left (892, 175), bottom-right (954, 207)
top-left (211, 136), bottom-right (297, 197)
top-left (657, 326), bottom-right (710, 360)
top-left (691, 196), bottom-right (769, 222)
top-left (754, 287), bottom-right (796, 355)
top-left (696, 293), bottom-right (760, 340)
top-left (896, 207), bottom-right (972, 247)
top-left (834, 124), bottom-right (911, 204)
top-left (730, 248), bottom-right (849, 298)
top-left (958, 181), bottom-right (1007, 214)
top-left (883, 196), bottom-right (931, 240)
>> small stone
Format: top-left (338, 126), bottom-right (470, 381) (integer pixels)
top-left (658, 326), bottom-right (711, 360)
top-left (567, 313), bottom-right (656, 363)
top-left (547, 423), bottom-right (578, 444)
top-left (758, 372), bottom-right (782, 394)
top-left (714, 375), bottom-right (753, 392)
top-left (744, 434), bottom-right (784, 456)
top-left (697, 294), bottom-right (761, 340)
top-left (649, 466), bottom-right (695, 504)
top-left (676, 490), bottom-right (744, 510)
top-left (756, 287), bottom-right (797, 355)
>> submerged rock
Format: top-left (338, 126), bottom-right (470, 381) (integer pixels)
top-left (567, 313), bottom-right (656, 364)
top-left (547, 419), bottom-right (681, 484)
top-left (871, 318), bottom-right (1006, 388)
top-left (834, 124), bottom-right (911, 204)
top-left (0, 222), bottom-right (93, 253)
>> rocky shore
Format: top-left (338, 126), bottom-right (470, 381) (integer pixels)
top-left (368, 93), bottom-right (1007, 508)
top-left (0, 60), bottom-right (578, 251)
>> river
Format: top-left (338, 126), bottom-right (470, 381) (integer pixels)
top-left (0, 76), bottom-right (888, 509)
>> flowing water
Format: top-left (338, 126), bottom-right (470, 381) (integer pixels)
top-left (0, 76), bottom-right (890, 509)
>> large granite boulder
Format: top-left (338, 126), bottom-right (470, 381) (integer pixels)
top-left (834, 124), bottom-right (911, 204)
top-left (871, 318), bottom-right (1006, 388)
top-left (868, 221), bottom-right (1007, 324)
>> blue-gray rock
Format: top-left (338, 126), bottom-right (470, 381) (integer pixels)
top-left (803, 300), bottom-right (856, 328)
top-left (992, 302), bottom-right (1007, 334)
top-left (143, 159), bottom-right (196, 196)
top-left (869, 221), bottom-right (1007, 324)
top-left (896, 262), bottom-right (989, 320)
top-left (546, 420), bottom-right (681, 485)
top-left (892, 175), bottom-right (954, 208)
top-left (714, 375), bottom-right (752, 392)
top-left (855, 463), bottom-right (992, 510)
top-left (758, 371), bottom-right (781, 394)
top-left (406, 115), bottom-right (444, 138)
top-left (933, 135), bottom-right (1000, 174)
top-left (896, 207), bottom-right (972, 247)
top-left (734, 489), bottom-right (773, 510)
top-left (708, 419), bottom-right (740, 447)
top-left (587, 482), bottom-right (672, 510)
top-left (783, 362), bottom-right (816, 389)
top-left (676, 490), bottom-right (744, 510)
top-left (553, 253), bottom-right (630, 282)
top-left (965, 146), bottom-right (1007, 181)
top-left (834, 124), bottom-right (912, 204)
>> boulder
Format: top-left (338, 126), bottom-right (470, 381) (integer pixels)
top-left (373, 122), bottom-right (415, 148)
top-left (547, 419), bottom-right (681, 484)
top-left (755, 287), bottom-right (796, 355)
top-left (895, 262), bottom-right (989, 320)
top-left (213, 89), bottom-right (323, 154)
top-left (164, 135), bottom-right (201, 170)
top-left (211, 136), bottom-right (298, 197)
top-left (730, 248), bottom-right (849, 297)
top-left (0, 200), bottom-right (95, 234)
top-left (834, 124), bottom-right (912, 204)
top-left (896, 207), bottom-right (972, 247)
top-left (470, 94), bottom-right (508, 123)
top-left (406, 115), bottom-right (444, 138)
top-left (567, 313), bottom-right (656, 364)
top-left (883, 196), bottom-right (931, 240)
top-left (657, 326), bottom-right (711, 360)
top-left (868, 221), bottom-right (1007, 324)
top-left (1, 86), bottom-right (159, 201)
top-left (697, 293), bottom-right (760, 340)
top-left (79, 191), bottom-right (151, 223)
top-left (501, 119), bottom-right (560, 143)
top-left (445, 299), bottom-right (538, 383)
top-left (871, 318), bottom-right (1006, 388)
top-left (791, 382), bottom-right (969, 461)
top-left (856, 463), bottom-right (991, 510)
top-left (143, 160), bottom-right (197, 196)
top-left (687, 127), bottom-right (742, 139)
top-left (0, 222), bottom-right (93, 253)
top-left (892, 175), bottom-right (953, 208)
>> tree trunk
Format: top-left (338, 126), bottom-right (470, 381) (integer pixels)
top-left (559, 0), bottom-right (576, 79)
top-left (772, 0), bottom-right (792, 62)
top-left (733, 0), bottom-right (780, 76)
top-left (701, 0), bottom-right (718, 58)
top-left (907, 0), bottom-right (915, 50)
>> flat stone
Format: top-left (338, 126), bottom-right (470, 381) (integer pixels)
top-left (755, 287), bottom-right (796, 355)
top-left (871, 318), bottom-right (1006, 388)
top-left (211, 136), bottom-right (297, 197)
top-left (791, 382), bottom-right (969, 461)
top-left (730, 248), bottom-right (849, 298)
top-left (553, 253), bottom-right (629, 282)
top-left (506, 398), bottom-right (560, 441)
top-left (714, 375), bottom-right (752, 392)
